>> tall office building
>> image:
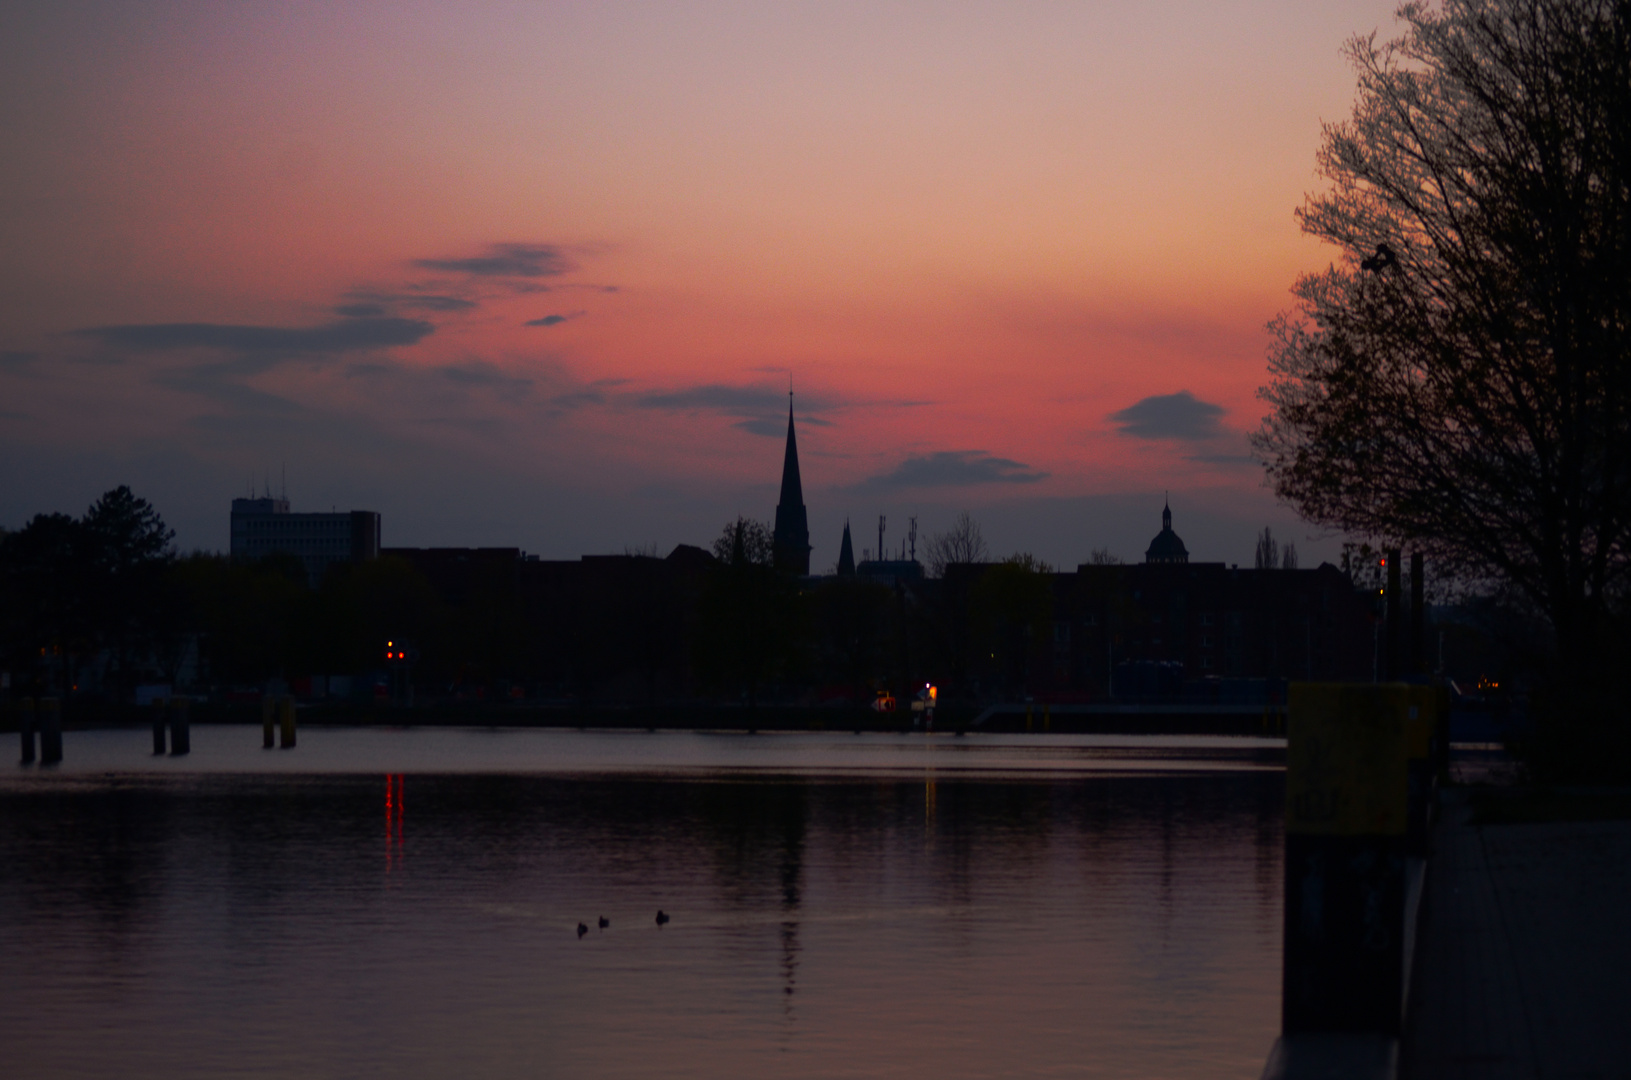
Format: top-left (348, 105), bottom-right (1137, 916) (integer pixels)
top-left (230, 497), bottom-right (380, 585)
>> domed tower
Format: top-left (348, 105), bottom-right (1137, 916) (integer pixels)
top-left (1144, 498), bottom-right (1189, 564)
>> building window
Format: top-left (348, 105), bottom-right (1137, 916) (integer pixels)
top-left (1200, 613), bottom-right (1215, 626)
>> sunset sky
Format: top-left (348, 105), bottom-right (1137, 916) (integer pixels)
top-left (0, 0), bottom-right (1402, 568)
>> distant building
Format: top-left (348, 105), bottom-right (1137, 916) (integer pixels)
top-left (382, 543), bottom-right (715, 702)
top-left (230, 497), bottom-right (380, 585)
top-left (941, 502), bottom-right (1375, 699)
top-left (772, 395), bottom-right (812, 575)
top-left (855, 559), bottom-right (924, 587)
top-left (836, 520), bottom-right (856, 576)
top-left (1144, 499), bottom-right (1189, 564)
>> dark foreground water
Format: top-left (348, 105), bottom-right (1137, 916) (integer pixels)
top-left (0, 729), bottom-right (1284, 1079)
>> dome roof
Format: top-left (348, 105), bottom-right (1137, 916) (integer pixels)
top-left (1144, 501), bottom-right (1189, 564)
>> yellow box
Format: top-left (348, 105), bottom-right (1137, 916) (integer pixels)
top-left (1287, 684), bottom-right (1411, 836)
top-left (1405, 686), bottom-right (1439, 760)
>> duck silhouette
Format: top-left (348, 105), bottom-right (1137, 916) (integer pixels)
top-left (577, 922), bottom-right (588, 938)
top-left (655, 910), bottom-right (670, 926)
top-left (598, 916), bottom-right (610, 929)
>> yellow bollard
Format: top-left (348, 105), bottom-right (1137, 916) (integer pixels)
top-left (279, 696), bottom-right (296, 749)
top-left (262, 696), bottom-right (275, 748)
top-left (1282, 683), bottom-right (1412, 1034)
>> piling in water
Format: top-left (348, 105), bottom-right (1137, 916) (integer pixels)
top-left (18, 697), bottom-right (36, 764)
top-left (169, 697), bottom-right (190, 755)
top-left (262, 696), bottom-right (275, 748)
top-left (38, 697), bottom-right (62, 765)
top-left (279, 696), bottom-right (296, 749)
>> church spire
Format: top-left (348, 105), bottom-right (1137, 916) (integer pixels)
top-left (837, 519), bottom-right (855, 575)
top-left (773, 392), bottom-right (811, 574)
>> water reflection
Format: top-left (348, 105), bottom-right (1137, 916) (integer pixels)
top-left (0, 765), bottom-right (1283, 1079)
top-left (385, 773), bottom-right (404, 869)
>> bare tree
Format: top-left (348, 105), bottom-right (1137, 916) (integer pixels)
top-left (1252, 0), bottom-right (1631, 699)
top-left (1255, 528), bottom-right (1280, 571)
top-left (1282, 543), bottom-right (1299, 571)
top-left (924, 511), bottom-right (989, 578)
top-left (1087, 547), bottom-right (1122, 566)
top-left (711, 518), bottom-right (774, 567)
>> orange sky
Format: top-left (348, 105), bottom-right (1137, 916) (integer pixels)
top-left (0, 0), bottom-right (1404, 566)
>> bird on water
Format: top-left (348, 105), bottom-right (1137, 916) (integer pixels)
top-left (577, 923), bottom-right (588, 938)
top-left (655, 910), bottom-right (670, 926)
top-left (598, 916), bottom-right (609, 929)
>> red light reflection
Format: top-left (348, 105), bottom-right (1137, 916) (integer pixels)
top-left (385, 774), bottom-right (405, 866)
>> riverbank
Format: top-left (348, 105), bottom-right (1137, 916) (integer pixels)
top-left (1400, 787), bottom-right (1631, 1078)
top-left (3, 698), bottom-right (1289, 737)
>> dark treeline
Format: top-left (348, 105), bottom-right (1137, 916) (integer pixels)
top-left (0, 490), bottom-right (1069, 712)
top-left (8, 488), bottom-right (1517, 720)
top-left (0, 488), bottom-right (535, 702)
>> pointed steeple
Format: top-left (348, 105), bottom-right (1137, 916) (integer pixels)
top-left (837, 519), bottom-right (855, 575)
top-left (773, 392), bottom-right (812, 574)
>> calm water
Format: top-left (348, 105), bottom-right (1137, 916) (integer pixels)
top-left (0, 729), bottom-right (1285, 1079)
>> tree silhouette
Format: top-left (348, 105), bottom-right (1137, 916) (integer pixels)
top-left (696, 517), bottom-right (800, 713)
top-left (1254, 528), bottom-right (1280, 571)
top-left (924, 511), bottom-right (989, 578)
top-left (1252, 0), bottom-right (1631, 764)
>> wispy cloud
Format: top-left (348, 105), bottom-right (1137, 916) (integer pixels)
top-left (634, 384), bottom-right (794, 413)
top-left (343, 291), bottom-right (480, 313)
top-left (525, 310), bottom-right (586, 327)
top-left (1108, 390), bottom-right (1226, 441)
top-left (1186, 450), bottom-right (1257, 466)
top-left (77, 316), bottom-right (434, 357)
top-left (414, 242), bottom-right (574, 278)
top-left (153, 368), bottom-right (306, 414)
top-left (435, 361), bottom-right (533, 393)
top-left (733, 415), bottom-right (833, 437)
top-left (855, 450), bottom-right (1048, 492)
